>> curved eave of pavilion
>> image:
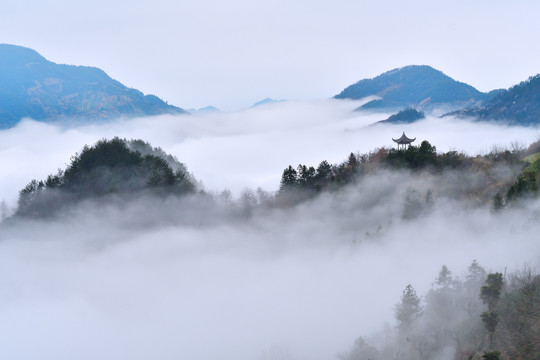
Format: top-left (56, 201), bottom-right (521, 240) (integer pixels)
top-left (392, 132), bottom-right (416, 144)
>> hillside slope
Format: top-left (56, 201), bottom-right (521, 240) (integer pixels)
top-left (0, 44), bottom-right (186, 127)
top-left (452, 75), bottom-right (540, 125)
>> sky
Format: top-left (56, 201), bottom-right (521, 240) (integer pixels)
top-left (1, 0), bottom-right (540, 110)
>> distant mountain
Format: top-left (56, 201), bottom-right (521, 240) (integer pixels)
top-left (0, 44), bottom-right (186, 128)
top-left (334, 65), bottom-right (497, 112)
top-left (377, 108), bottom-right (425, 124)
top-left (449, 75), bottom-right (540, 125)
top-left (197, 106), bottom-right (220, 113)
top-left (251, 98), bottom-right (285, 108)
top-left (186, 106), bottom-right (220, 114)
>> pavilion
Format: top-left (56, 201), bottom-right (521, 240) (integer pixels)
top-left (393, 132), bottom-right (416, 150)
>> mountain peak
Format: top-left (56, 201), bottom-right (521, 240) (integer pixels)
top-left (251, 98), bottom-right (286, 108)
top-left (379, 64), bottom-right (439, 76)
top-left (334, 65), bottom-right (493, 112)
top-left (0, 44), bottom-right (48, 66)
top-left (0, 44), bottom-right (186, 128)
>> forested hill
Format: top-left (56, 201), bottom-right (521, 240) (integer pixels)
top-left (15, 138), bottom-right (197, 218)
top-left (277, 139), bottom-right (540, 210)
top-left (334, 65), bottom-right (498, 112)
top-left (377, 108), bottom-right (425, 124)
top-left (451, 74), bottom-right (540, 125)
top-left (0, 44), bottom-right (186, 128)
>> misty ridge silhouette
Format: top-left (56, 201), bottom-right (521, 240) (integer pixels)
top-left (10, 135), bottom-right (540, 221)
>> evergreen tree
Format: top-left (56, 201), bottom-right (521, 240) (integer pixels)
top-left (297, 164), bottom-right (316, 187)
top-left (480, 273), bottom-right (504, 310)
top-left (492, 193), bottom-right (504, 212)
top-left (279, 165), bottom-right (298, 191)
top-left (395, 284), bottom-right (422, 330)
top-left (480, 273), bottom-right (503, 345)
top-left (402, 188), bottom-right (423, 220)
top-left (481, 311), bottom-right (499, 344)
top-left (315, 160), bottom-right (332, 181)
top-left (436, 265), bottom-right (453, 288)
top-left (347, 152), bottom-right (358, 168)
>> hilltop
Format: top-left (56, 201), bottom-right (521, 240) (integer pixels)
top-left (0, 44), bottom-right (186, 128)
top-left (15, 138), bottom-right (197, 218)
top-left (334, 65), bottom-right (498, 112)
top-left (377, 107), bottom-right (426, 124)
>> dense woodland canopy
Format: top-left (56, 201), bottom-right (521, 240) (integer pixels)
top-left (16, 137), bottom-right (197, 218)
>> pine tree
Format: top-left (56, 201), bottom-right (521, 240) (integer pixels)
top-left (279, 165), bottom-right (298, 191)
top-left (395, 284), bottom-right (422, 330)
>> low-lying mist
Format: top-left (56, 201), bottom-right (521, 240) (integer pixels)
top-left (2, 171), bottom-right (540, 360)
top-left (1, 99), bottom-right (539, 207)
top-left (1, 100), bottom-right (540, 359)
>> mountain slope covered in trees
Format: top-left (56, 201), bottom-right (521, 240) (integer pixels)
top-left (0, 44), bottom-right (186, 128)
top-left (334, 65), bottom-right (498, 112)
top-left (451, 74), bottom-right (540, 125)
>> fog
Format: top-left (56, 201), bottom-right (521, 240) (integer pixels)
top-left (1, 102), bottom-right (540, 360)
top-left (1, 100), bottom-right (539, 205)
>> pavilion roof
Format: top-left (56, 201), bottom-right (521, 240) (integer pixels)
top-left (392, 132), bottom-right (416, 144)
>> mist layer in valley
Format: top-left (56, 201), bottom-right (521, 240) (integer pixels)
top-left (1, 100), bottom-right (540, 360)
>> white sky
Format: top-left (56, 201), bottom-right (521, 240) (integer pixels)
top-left (1, 0), bottom-right (540, 110)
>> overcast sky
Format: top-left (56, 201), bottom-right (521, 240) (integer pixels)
top-left (2, 0), bottom-right (540, 110)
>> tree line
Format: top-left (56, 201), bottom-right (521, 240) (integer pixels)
top-left (278, 139), bottom-right (539, 208)
top-left (339, 261), bottom-right (540, 360)
top-left (16, 137), bottom-right (197, 218)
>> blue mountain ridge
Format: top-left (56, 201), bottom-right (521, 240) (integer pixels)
top-left (334, 65), bottom-right (500, 112)
top-left (0, 44), bottom-right (186, 128)
top-left (449, 74), bottom-right (540, 126)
